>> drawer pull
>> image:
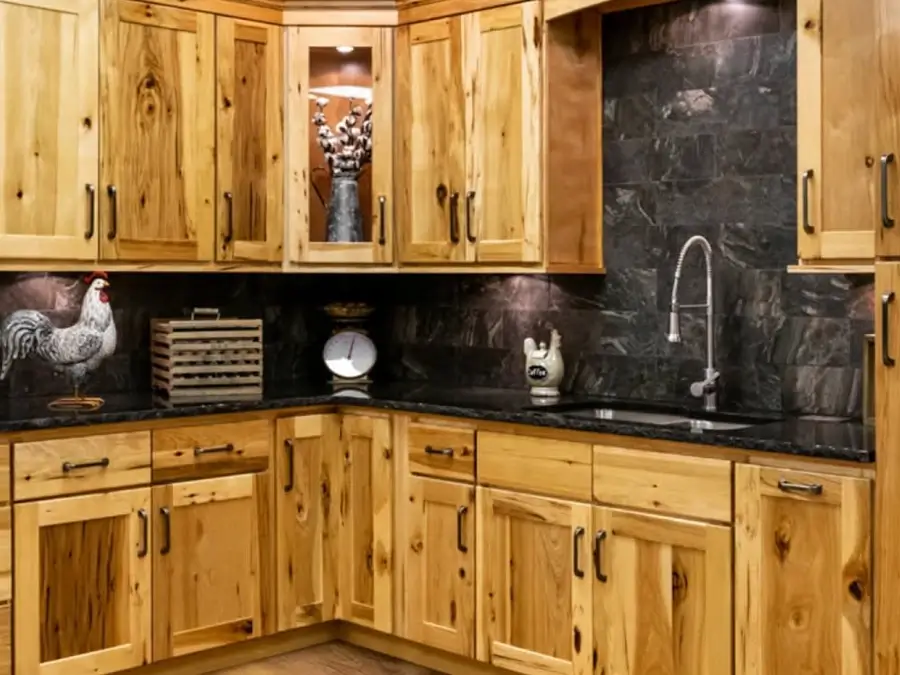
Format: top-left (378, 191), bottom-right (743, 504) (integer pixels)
top-left (62, 457), bottom-right (110, 473)
top-left (194, 443), bottom-right (235, 457)
top-left (457, 505), bottom-right (468, 553)
top-left (801, 170), bottom-right (814, 234)
top-left (85, 183), bottom-right (96, 239)
top-left (883, 153), bottom-right (896, 228)
top-left (378, 195), bottom-right (387, 246)
top-left (884, 292), bottom-right (896, 367)
top-left (573, 526), bottom-right (586, 579)
top-left (137, 509), bottom-right (149, 558)
top-left (593, 530), bottom-right (608, 583)
top-left (107, 184), bottom-right (118, 240)
top-left (284, 439), bottom-right (295, 493)
top-left (777, 479), bottom-right (823, 496)
top-left (424, 445), bottom-right (453, 457)
top-left (160, 507), bottom-right (171, 555)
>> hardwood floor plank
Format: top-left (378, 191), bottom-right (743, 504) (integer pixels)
top-left (212, 643), bottom-right (446, 674)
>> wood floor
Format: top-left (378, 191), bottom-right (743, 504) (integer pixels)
top-left (212, 643), bottom-right (447, 675)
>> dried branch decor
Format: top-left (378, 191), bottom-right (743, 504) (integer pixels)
top-left (312, 97), bottom-right (373, 177)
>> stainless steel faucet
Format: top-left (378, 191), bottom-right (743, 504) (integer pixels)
top-left (666, 235), bottom-right (720, 412)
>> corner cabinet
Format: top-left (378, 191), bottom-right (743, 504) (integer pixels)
top-left (286, 27), bottom-right (394, 266)
top-left (396, 2), bottom-right (542, 266)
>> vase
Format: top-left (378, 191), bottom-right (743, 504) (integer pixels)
top-left (326, 175), bottom-right (364, 243)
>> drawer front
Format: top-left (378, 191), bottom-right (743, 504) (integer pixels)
top-left (593, 445), bottom-right (732, 522)
top-left (14, 431), bottom-right (151, 500)
top-left (478, 431), bottom-right (592, 501)
top-left (407, 422), bottom-right (476, 481)
top-left (152, 419), bottom-right (270, 481)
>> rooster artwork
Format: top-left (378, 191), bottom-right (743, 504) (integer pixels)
top-left (0, 272), bottom-right (116, 410)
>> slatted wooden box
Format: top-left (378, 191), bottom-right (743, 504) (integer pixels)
top-left (151, 309), bottom-right (263, 402)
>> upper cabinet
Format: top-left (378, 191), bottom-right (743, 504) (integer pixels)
top-left (396, 2), bottom-right (543, 266)
top-left (0, 0), bottom-right (99, 261)
top-left (286, 27), bottom-right (394, 266)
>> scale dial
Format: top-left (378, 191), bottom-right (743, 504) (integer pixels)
top-left (323, 330), bottom-right (377, 380)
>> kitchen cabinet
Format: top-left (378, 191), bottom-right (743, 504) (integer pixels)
top-left (0, 507), bottom-right (10, 675)
top-left (151, 473), bottom-right (271, 660)
top-left (476, 487), bottom-right (592, 675)
top-left (593, 507), bottom-right (732, 674)
top-left (0, 0), bottom-right (99, 261)
top-left (100, 0), bottom-right (215, 262)
top-left (286, 27), bottom-right (394, 266)
top-left (216, 18), bottom-right (283, 264)
top-left (403, 477), bottom-right (475, 658)
top-left (396, 2), bottom-right (542, 266)
top-left (14, 488), bottom-right (152, 675)
top-left (735, 465), bottom-right (872, 675)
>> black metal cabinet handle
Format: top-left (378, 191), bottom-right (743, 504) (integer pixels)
top-left (465, 190), bottom-right (476, 243)
top-left (573, 526), bottom-right (586, 578)
top-left (62, 457), bottom-right (110, 473)
top-left (457, 505), bottom-right (468, 553)
top-left (137, 509), bottom-right (149, 558)
top-left (593, 530), bottom-right (608, 583)
top-left (106, 185), bottom-right (118, 240)
top-left (801, 170), bottom-right (814, 234)
top-left (194, 443), bottom-right (235, 457)
top-left (284, 439), bottom-right (295, 493)
top-left (378, 195), bottom-right (387, 246)
top-left (224, 191), bottom-right (234, 244)
top-left (160, 507), bottom-right (171, 555)
top-left (777, 479), bottom-right (823, 496)
top-left (883, 154), bottom-right (896, 228)
top-left (85, 184), bottom-right (96, 239)
top-left (884, 292), bottom-right (896, 367)
top-left (424, 445), bottom-right (453, 457)
top-left (449, 191), bottom-right (460, 244)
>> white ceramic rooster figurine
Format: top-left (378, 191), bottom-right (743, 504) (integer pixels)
top-left (0, 272), bottom-right (116, 410)
top-left (523, 329), bottom-right (564, 398)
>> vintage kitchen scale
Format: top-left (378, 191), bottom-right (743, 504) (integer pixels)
top-left (322, 302), bottom-right (377, 395)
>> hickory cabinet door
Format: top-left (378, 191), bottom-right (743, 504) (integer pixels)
top-left (592, 507), bottom-right (732, 675)
top-left (476, 487), bottom-right (592, 675)
top-left (275, 415), bottom-right (340, 630)
top-left (404, 477), bottom-right (475, 658)
top-left (216, 17), bottom-right (283, 264)
top-left (735, 465), bottom-right (872, 675)
top-left (152, 473), bottom-right (272, 660)
top-left (0, 0), bottom-right (99, 260)
top-left (14, 489), bottom-right (152, 675)
top-left (100, 0), bottom-right (215, 262)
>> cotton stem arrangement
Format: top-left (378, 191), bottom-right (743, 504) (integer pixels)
top-left (313, 97), bottom-right (373, 177)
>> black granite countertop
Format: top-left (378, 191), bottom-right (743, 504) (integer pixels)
top-left (0, 384), bottom-right (874, 463)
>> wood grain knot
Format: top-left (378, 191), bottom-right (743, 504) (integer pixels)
top-left (383, 448), bottom-right (391, 460)
top-left (15, 190), bottom-right (22, 199)
top-left (144, 74), bottom-right (156, 89)
top-left (458, 567), bottom-right (466, 579)
top-left (410, 539), bottom-right (423, 553)
top-left (774, 521), bottom-right (791, 561)
top-left (82, 117), bottom-right (92, 129)
top-left (573, 626), bottom-right (582, 653)
top-left (848, 579), bottom-right (864, 601)
top-left (450, 600), bottom-right (457, 624)
top-left (867, 156), bottom-right (876, 167)
top-left (803, 19), bottom-right (816, 30)
top-left (223, 97), bottom-right (233, 109)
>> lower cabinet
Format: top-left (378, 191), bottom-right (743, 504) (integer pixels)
top-left (14, 489), bottom-right (152, 675)
top-left (0, 506), bottom-right (11, 675)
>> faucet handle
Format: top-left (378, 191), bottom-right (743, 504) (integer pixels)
top-left (690, 371), bottom-right (720, 398)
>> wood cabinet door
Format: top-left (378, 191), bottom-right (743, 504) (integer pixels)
top-left (592, 507), bottom-right (732, 675)
top-left (0, 506), bottom-right (10, 675)
top-left (216, 18), bottom-right (283, 264)
top-left (876, 0), bottom-right (900, 257)
top-left (0, 0), bottom-right (99, 260)
top-left (464, 2), bottom-right (542, 265)
top-left (152, 473), bottom-right (272, 660)
top-left (274, 415), bottom-right (340, 630)
top-left (14, 489), bottom-right (151, 675)
top-left (735, 465), bottom-right (872, 675)
top-left (337, 414), bottom-right (393, 632)
top-left (404, 477), bottom-right (475, 658)
top-left (476, 487), bottom-right (592, 675)
top-left (396, 18), bottom-right (468, 264)
top-left (100, 0), bottom-right (215, 261)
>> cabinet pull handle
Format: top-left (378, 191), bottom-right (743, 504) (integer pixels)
top-left (224, 191), bottom-right (234, 244)
top-left (777, 479), bottom-right (823, 496)
top-left (465, 190), bottom-right (476, 243)
top-left (593, 530), bottom-right (608, 583)
top-left (573, 526), bottom-right (586, 578)
top-left (160, 507), bottom-right (171, 555)
top-left (424, 445), bottom-right (453, 457)
top-left (378, 195), bottom-right (387, 246)
top-left (883, 153), bottom-right (896, 228)
top-left (449, 191), bottom-right (460, 244)
top-left (884, 292), bottom-right (896, 367)
top-left (62, 457), bottom-right (110, 473)
top-left (193, 443), bottom-right (235, 457)
top-left (85, 184), bottom-right (96, 240)
top-left (457, 505), bottom-right (468, 553)
top-left (801, 170), bottom-right (814, 234)
top-left (137, 509), bottom-right (149, 558)
top-left (284, 438), bottom-right (295, 493)
top-left (106, 185), bottom-right (118, 240)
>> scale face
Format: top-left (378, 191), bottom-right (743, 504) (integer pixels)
top-left (323, 329), bottom-right (377, 381)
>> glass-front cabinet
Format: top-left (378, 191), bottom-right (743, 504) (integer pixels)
top-left (286, 27), bottom-right (394, 265)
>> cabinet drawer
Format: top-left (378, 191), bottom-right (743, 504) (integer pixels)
top-left (478, 431), bottom-right (592, 500)
top-left (152, 420), bottom-right (270, 481)
top-left (593, 445), bottom-right (732, 522)
top-left (14, 431), bottom-right (151, 500)
top-left (407, 422), bottom-right (475, 482)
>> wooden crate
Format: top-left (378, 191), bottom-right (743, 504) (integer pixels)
top-left (151, 309), bottom-right (263, 402)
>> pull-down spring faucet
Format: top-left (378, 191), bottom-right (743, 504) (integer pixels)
top-left (666, 235), bottom-right (720, 412)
